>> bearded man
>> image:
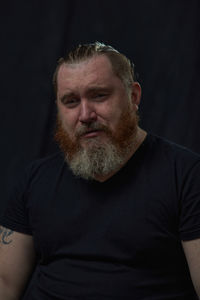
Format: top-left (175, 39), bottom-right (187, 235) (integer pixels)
top-left (54, 43), bottom-right (144, 181)
top-left (0, 42), bottom-right (200, 300)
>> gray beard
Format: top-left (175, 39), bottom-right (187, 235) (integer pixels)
top-left (66, 138), bottom-right (129, 180)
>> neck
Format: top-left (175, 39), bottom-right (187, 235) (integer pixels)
top-left (94, 127), bottom-right (147, 182)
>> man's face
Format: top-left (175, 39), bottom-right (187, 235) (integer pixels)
top-left (55, 55), bottom-right (141, 179)
top-left (57, 55), bottom-right (139, 145)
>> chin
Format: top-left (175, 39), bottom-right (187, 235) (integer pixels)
top-left (81, 135), bottom-right (109, 147)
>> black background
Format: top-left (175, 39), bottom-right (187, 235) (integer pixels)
top-left (1, 0), bottom-right (200, 213)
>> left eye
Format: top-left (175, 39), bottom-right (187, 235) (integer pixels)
top-left (94, 94), bottom-right (107, 100)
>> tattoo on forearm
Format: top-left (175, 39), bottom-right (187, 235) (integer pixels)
top-left (0, 226), bottom-right (13, 245)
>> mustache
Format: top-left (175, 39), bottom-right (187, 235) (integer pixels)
top-left (75, 122), bottom-right (110, 137)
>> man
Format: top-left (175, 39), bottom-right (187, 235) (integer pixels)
top-left (0, 42), bottom-right (200, 299)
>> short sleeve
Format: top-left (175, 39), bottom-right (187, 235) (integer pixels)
top-left (0, 165), bottom-right (33, 235)
top-left (179, 160), bottom-right (200, 241)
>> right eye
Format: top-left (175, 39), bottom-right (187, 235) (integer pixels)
top-left (62, 98), bottom-right (80, 108)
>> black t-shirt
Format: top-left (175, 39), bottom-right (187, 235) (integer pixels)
top-left (1, 133), bottom-right (200, 299)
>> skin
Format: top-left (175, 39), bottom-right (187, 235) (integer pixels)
top-left (56, 54), bottom-right (146, 181)
top-left (0, 226), bottom-right (35, 299)
top-left (182, 240), bottom-right (200, 298)
top-left (0, 227), bottom-right (13, 245)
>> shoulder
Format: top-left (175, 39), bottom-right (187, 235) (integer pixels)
top-left (25, 151), bottom-right (65, 177)
top-left (12, 152), bottom-right (66, 194)
top-left (147, 133), bottom-right (200, 167)
top-left (143, 133), bottom-right (200, 188)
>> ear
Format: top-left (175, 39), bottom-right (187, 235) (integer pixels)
top-left (130, 82), bottom-right (142, 111)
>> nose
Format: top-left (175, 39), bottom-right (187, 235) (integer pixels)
top-left (78, 100), bottom-right (97, 124)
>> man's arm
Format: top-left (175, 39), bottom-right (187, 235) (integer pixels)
top-left (0, 225), bottom-right (36, 300)
top-left (182, 239), bottom-right (200, 299)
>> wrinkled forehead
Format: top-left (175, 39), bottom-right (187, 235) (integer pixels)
top-left (58, 55), bottom-right (114, 78)
top-left (57, 55), bottom-right (119, 91)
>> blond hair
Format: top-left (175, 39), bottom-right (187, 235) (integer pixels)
top-left (53, 42), bottom-right (136, 96)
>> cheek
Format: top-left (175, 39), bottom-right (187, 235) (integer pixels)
top-left (58, 107), bottom-right (77, 132)
top-left (97, 102), bottom-right (122, 126)
top-left (103, 109), bottom-right (123, 131)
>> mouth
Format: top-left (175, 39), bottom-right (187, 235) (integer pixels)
top-left (81, 129), bottom-right (103, 138)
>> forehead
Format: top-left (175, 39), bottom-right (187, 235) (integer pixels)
top-left (57, 55), bottom-right (118, 93)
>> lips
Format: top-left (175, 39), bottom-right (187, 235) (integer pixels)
top-left (82, 129), bottom-right (102, 138)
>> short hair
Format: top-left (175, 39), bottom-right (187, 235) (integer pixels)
top-left (53, 42), bottom-right (136, 96)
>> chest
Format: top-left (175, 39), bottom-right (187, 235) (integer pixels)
top-left (27, 167), bottom-right (180, 266)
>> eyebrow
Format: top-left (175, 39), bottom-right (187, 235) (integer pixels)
top-left (59, 85), bottom-right (113, 102)
top-left (59, 92), bottom-right (77, 103)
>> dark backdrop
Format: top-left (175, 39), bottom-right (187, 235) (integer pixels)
top-left (1, 0), bottom-right (200, 213)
